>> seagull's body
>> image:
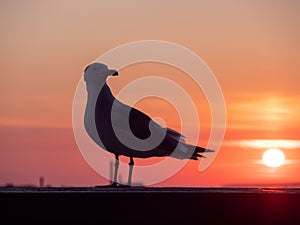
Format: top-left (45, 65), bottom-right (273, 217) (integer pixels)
top-left (83, 62), bottom-right (212, 186)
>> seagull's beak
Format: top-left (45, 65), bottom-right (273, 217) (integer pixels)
top-left (108, 69), bottom-right (118, 76)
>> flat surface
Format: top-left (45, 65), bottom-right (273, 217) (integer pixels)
top-left (1, 186), bottom-right (300, 193)
top-left (1, 187), bottom-right (300, 224)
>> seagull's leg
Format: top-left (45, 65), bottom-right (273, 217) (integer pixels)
top-left (127, 155), bottom-right (134, 186)
top-left (112, 154), bottom-right (119, 186)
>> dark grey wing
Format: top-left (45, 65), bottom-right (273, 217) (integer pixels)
top-left (112, 99), bottom-right (209, 159)
top-left (128, 106), bottom-right (152, 139)
top-left (113, 99), bottom-right (157, 139)
top-left (115, 99), bottom-right (185, 141)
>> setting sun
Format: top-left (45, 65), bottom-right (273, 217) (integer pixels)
top-left (262, 148), bottom-right (285, 168)
top-left (0, 1), bottom-right (300, 190)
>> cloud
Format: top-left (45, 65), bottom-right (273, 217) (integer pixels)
top-left (225, 139), bottom-right (300, 149)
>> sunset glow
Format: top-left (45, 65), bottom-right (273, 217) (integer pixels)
top-left (0, 1), bottom-right (299, 187)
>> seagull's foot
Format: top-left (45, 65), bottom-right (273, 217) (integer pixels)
top-left (117, 183), bottom-right (131, 188)
top-left (95, 182), bottom-right (132, 188)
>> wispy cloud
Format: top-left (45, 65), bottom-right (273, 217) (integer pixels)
top-left (226, 94), bottom-right (300, 131)
top-left (225, 139), bottom-right (300, 149)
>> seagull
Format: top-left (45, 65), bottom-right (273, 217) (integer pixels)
top-left (83, 62), bottom-right (213, 187)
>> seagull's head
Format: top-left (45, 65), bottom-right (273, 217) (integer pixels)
top-left (83, 62), bottom-right (118, 85)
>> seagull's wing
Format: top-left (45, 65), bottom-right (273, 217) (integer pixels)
top-left (111, 99), bottom-right (208, 159)
top-left (112, 99), bottom-right (184, 141)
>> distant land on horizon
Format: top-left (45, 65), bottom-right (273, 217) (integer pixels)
top-left (1, 182), bottom-right (300, 189)
top-left (222, 183), bottom-right (300, 188)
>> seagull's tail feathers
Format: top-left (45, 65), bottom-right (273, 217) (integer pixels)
top-left (172, 142), bottom-right (214, 160)
top-left (164, 128), bottom-right (214, 160)
top-left (166, 128), bottom-right (185, 142)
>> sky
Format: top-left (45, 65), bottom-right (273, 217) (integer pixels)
top-left (0, 0), bottom-right (299, 187)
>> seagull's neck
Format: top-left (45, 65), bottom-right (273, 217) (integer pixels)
top-left (84, 81), bottom-right (109, 143)
top-left (86, 82), bottom-right (113, 102)
top-left (86, 81), bottom-right (105, 94)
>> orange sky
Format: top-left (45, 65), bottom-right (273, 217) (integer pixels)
top-left (0, 1), bottom-right (299, 187)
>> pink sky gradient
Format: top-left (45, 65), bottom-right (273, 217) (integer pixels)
top-left (0, 1), bottom-right (299, 187)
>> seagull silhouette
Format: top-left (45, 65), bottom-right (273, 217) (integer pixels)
top-left (83, 62), bottom-right (213, 187)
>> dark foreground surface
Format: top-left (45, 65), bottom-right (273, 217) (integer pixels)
top-left (1, 187), bottom-right (300, 224)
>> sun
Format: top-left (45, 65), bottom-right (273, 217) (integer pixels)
top-left (262, 148), bottom-right (285, 168)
